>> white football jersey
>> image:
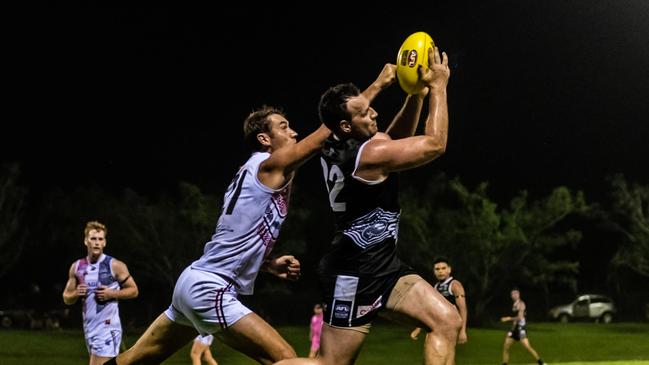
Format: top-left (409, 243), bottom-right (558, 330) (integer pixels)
top-left (74, 254), bottom-right (122, 338)
top-left (192, 152), bottom-right (291, 294)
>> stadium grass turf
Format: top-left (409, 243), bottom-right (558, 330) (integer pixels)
top-left (0, 322), bottom-right (647, 364)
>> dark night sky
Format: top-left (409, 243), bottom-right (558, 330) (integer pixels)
top-left (4, 1), bottom-right (649, 201)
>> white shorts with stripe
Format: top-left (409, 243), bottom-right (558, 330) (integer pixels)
top-left (85, 328), bottom-right (122, 357)
top-left (164, 267), bottom-right (251, 335)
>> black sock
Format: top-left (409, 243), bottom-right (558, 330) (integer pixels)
top-left (537, 359), bottom-right (544, 365)
top-left (104, 358), bottom-right (117, 365)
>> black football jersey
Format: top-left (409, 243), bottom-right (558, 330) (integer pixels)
top-left (318, 136), bottom-right (402, 277)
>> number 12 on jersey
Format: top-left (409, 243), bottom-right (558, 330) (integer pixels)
top-left (321, 159), bottom-right (346, 212)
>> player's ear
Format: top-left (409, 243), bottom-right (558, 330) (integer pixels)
top-left (257, 132), bottom-right (272, 148)
top-left (339, 120), bottom-right (351, 133)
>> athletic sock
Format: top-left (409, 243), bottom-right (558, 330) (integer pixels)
top-left (104, 358), bottom-right (117, 365)
top-left (537, 359), bottom-right (544, 365)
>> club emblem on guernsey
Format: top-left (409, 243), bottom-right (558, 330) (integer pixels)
top-left (343, 208), bottom-right (399, 249)
top-left (362, 222), bottom-right (387, 240)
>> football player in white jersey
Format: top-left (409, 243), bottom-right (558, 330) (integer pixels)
top-left (62, 220), bottom-right (139, 365)
top-left (104, 65), bottom-right (393, 365)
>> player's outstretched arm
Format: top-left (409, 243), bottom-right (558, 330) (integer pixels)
top-left (355, 46), bottom-right (450, 181)
top-left (259, 124), bottom-right (331, 190)
top-left (362, 63), bottom-right (428, 139)
top-left (361, 63), bottom-right (396, 103)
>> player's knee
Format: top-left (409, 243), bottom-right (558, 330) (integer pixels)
top-left (443, 306), bottom-right (462, 330)
top-left (437, 309), bottom-right (462, 338)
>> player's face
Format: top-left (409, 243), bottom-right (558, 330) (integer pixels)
top-left (511, 290), bottom-right (520, 301)
top-left (84, 229), bottom-right (106, 257)
top-left (314, 305), bottom-right (323, 314)
top-left (344, 94), bottom-right (378, 141)
top-left (433, 262), bottom-right (451, 280)
top-left (266, 114), bottom-right (298, 151)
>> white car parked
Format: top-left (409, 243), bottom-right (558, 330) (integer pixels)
top-left (549, 294), bottom-right (616, 324)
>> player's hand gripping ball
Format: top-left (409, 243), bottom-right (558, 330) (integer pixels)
top-left (396, 31), bottom-right (435, 94)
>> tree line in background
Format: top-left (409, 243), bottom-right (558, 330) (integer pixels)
top-left (1, 162), bottom-right (647, 326)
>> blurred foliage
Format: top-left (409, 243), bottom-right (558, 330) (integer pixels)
top-left (7, 166), bottom-right (649, 323)
top-left (608, 175), bottom-right (649, 278)
top-left (399, 174), bottom-right (587, 322)
top-left (0, 163), bottom-right (27, 279)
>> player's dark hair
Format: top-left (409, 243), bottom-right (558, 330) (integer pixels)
top-left (433, 256), bottom-right (450, 266)
top-left (318, 83), bottom-right (360, 133)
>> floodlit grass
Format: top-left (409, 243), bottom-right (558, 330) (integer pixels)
top-left (0, 322), bottom-right (648, 364)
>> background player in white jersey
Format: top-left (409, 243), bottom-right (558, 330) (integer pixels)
top-left (410, 256), bottom-right (468, 344)
top-left (62, 220), bottom-right (139, 365)
top-left (190, 334), bottom-right (218, 365)
top-left (500, 288), bottom-right (546, 365)
top-left (277, 46), bottom-right (458, 365)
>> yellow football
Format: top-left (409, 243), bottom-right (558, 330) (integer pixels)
top-left (396, 31), bottom-right (435, 94)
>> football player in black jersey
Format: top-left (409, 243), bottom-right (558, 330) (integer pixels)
top-left (277, 46), bottom-right (458, 365)
top-left (500, 288), bottom-right (546, 365)
top-left (411, 257), bottom-right (467, 344)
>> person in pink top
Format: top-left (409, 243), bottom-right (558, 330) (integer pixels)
top-left (308, 304), bottom-right (324, 358)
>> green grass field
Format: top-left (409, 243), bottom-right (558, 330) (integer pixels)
top-left (1, 322), bottom-right (648, 364)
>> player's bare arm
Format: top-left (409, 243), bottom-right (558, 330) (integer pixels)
top-left (452, 280), bottom-right (468, 344)
top-left (95, 260), bottom-right (139, 302)
top-left (384, 87), bottom-right (429, 140)
top-left (356, 46), bottom-right (450, 181)
top-left (63, 262), bottom-right (85, 305)
top-left (258, 123), bottom-right (331, 190)
top-left (361, 63), bottom-right (396, 102)
top-left (361, 63), bottom-right (427, 139)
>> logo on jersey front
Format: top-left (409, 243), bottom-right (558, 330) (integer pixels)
top-left (257, 188), bottom-right (290, 256)
top-left (343, 208), bottom-right (400, 249)
top-left (362, 221), bottom-right (388, 240)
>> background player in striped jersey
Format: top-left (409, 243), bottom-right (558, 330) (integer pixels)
top-left (62, 220), bottom-right (139, 365)
top-left (410, 256), bottom-right (468, 344)
top-left (500, 288), bottom-right (546, 365)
